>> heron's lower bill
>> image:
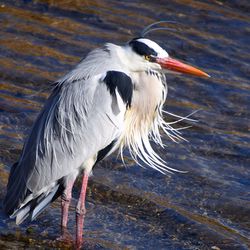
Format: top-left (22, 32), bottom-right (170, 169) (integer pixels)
top-left (157, 57), bottom-right (210, 77)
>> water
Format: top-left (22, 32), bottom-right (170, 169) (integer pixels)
top-left (0, 0), bottom-right (249, 249)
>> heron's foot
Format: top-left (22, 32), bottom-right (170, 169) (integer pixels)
top-left (48, 232), bottom-right (73, 248)
top-left (75, 238), bottom-right (83, 250)
top-left (56, 227), bottom-right (74, 245)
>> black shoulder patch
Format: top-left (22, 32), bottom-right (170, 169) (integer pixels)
top-left (129, 39), bottom-right (157, 56)
top-left (103, 71), bottom-right (133, 108)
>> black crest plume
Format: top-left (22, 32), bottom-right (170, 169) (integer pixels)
top-left (140, 20), bottom-right (178, 37)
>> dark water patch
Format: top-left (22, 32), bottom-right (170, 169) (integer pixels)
top-left (3, 26), bottom-right (88, 58)
top-left (0, 45), bottom-right (71, 73)
top-left (5, 0), bottom-right (102, 23)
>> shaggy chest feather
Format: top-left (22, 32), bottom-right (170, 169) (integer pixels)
top-left (119, 71), bottom-right (167, 163)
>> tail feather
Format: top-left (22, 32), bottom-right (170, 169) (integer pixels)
top-left (6, 183), bottom-right (64, 225)
top-left (31, 184), bottom-right (59, 221)
top-left (3, 162), bottom-right (28, 216)
top-left (4, 161), bottom-right (65, 224)
top-left (15, 205), bottom-right (31, 225)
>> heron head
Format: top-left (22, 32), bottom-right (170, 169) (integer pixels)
top-left (128, 38), bottom-right (209, 77)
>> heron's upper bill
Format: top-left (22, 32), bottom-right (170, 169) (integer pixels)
top-left (156, 57), bottom-right (210, 77)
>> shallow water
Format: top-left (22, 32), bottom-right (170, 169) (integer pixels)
top-left (0, 0), bottom-right (250, 249)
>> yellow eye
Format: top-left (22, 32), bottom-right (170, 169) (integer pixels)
top-left (145, 55), bottom-right (151, 61)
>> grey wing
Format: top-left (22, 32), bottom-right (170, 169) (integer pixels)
top-left (3, 71), bottom-right (133, 223)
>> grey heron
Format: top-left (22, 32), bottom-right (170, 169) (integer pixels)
top-left (3, 25), bottom-right (209, 249)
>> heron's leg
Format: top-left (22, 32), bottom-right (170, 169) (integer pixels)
top-left (75, 173), bottom-right (89, 249)
top-left (61, 181), bottom-right (75, 237)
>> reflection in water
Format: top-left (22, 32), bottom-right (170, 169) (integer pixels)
top-left (0, 0), bottom-right (249, 249)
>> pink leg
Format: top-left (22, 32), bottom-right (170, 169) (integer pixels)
top-left (75, 174), bottom-right (89, 249)
top-left (60, 181), bottom-right (75, 241)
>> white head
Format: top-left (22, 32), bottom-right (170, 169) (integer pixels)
top-left (129, 38), bottom-right (169, 59)
top-left (123, 37), bottom-right (209, 77)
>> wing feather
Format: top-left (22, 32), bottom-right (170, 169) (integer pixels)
top-left (4, 71), bottom-right (129, 218)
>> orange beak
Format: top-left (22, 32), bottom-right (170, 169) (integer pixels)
top-left (157, 57), bottom-right (210, 77)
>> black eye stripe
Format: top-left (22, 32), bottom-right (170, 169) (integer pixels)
top-left (129, 40), bottom-right (157, 56)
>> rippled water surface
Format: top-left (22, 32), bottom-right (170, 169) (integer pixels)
top-left (0, 0), bottom-right (250, 249)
